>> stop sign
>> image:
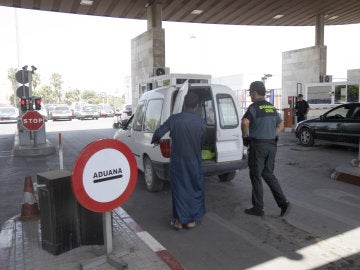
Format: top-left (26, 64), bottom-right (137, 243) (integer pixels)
top-left (22, 111), bottom-right (44, 131)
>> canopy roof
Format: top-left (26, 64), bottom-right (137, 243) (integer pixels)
top-left (1, 0), bottom-right (359, 26)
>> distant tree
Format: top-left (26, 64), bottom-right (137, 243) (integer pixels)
top-left (107, 94), bottom-right (125, 109)
top-left (8, 94), bottom-right (15, 106)
top-left (7, 67), bottom-right (17, 106)
top-left (82, 90), bottom-right (101, 104)
top-left (49, 73), bottom-right (63, 102)
top-left (32, 72), bottom-right (41, 93)
top-left (64, 89), bottom-right (81, 105)
top-left (33, 85), bottom-right (57, 104)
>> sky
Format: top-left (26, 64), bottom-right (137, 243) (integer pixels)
top-left (0, 5), bottom-right (359, 101)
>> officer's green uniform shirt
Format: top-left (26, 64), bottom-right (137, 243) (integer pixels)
top-left (243, 98), bottom-right (281, 140)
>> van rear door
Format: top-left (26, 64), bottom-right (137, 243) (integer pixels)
top-left (213, 85), bottom-right (244, 162)
top-left (173, 81), bottom-right (189, 114)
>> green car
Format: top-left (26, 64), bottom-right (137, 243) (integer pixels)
top-left (295, 103), bottom-right (360, 146)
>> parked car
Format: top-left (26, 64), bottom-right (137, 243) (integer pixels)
top-left (45, 104), bottom-right (57, 120)
top-left (51, 105), bottom-right (73, 121)
top-left (70, 101), bottom-right (87, 117)
top-left (0, 106), bottom-right (19, 123)
top-left (77, 105), bottom-right (100, 120)
top-left (114, 82), bottom-right (247, 192)
top-left (113, 104), bottom-right (132, 128)
top-left (97, 104), bottom-right (115, 118)
top-left (33, 104), bottom-right (48, 121)
top-left (119, 104), bottom-right (132, 121)
top-left (295, 103), bottom-right (360, 146)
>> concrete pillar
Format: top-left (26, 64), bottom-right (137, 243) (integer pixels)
top-left (131, 2), bottom-right (165, 108)
top-left (147, 3), bottom-right (162, 30)
top-left (315, 14), bottom-right (324, 46)
top-left (315, 14), bottom-right (326, 78)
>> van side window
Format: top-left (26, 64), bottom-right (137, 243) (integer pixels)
top-left (125, 116), bottom-right (133, 130)
top-left (133, 101), bottom-right (146, 131)
top-left (144, 99), bottom-right (163, 132)
top-left (216, 94), bottom-right (239, 128)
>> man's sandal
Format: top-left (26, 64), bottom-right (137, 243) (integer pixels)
top-left (184, 220), bottom-right (201, 229)
top-left (170, 219), bottom-right (182, 230)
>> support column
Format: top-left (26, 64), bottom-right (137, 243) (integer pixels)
top-left (147, 3), bottom-right (162, 30)
top-left (315, 14), bottom-right (326, 78)
top-left (315, 14), bottom-right (324, 46)
top-left (131, 2), bottom-right (165, 108)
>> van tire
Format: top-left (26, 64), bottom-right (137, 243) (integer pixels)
top-left (144, 156), bottom-right (164, 192)
top-left (218, 171), bottom-right (236, 182)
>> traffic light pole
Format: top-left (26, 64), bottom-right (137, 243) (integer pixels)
top-left (26, 68), bottom-right (35, 144)
top-left (21, 68), bottom-right (27, 100)
top-left (14, 66), bottom-right (55, 156)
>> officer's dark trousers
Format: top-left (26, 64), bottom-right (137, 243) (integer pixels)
top-left (248, 142), bottom-right (287, 211)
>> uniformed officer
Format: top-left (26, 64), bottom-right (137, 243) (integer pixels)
top-left (294, 94), bottom-right (309, 122)
top-left (241, 81), bottom-right (291, 217)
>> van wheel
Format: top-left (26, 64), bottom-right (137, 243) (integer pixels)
top-left (144, 156), bottom-right (164, 192)
top-left (218, 171), bottom-right (236, 182)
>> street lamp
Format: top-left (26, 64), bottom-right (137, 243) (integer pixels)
top-left (261, 73), bottom-right (272, 83)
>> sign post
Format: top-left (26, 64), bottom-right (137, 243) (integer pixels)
top-left (21, 110), bottom-right (44, 146)
top-left (72, 139), bottom-right (137, 268)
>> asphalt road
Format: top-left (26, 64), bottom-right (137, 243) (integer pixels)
top-left (122, 133), bottom-right (360, 270)
top-left (0, 118), bottom-right (359, 270)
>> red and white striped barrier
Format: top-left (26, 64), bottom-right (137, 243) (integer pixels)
top-left (115, 208), bottom-right (185, 270)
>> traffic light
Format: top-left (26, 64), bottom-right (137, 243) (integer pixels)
top-left (287, 96), bottom-right (293, 105)
top-left (20, 98), bottom-right (27, 112)
top-left (15, 67), bottom-right (30, 101)
top-left (35, 97), bottom-right (42, 110)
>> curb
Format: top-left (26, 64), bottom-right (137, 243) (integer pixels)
top-left (0, 210), bottom-right (184, 270)
top-left (114, 208), bottom-right (185, 270)
top-left (0, 216), bottom-right (17, 270)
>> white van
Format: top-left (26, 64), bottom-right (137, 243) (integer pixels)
top-left (114, 82), bottom-right (247, 191)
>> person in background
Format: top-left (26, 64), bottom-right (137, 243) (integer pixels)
top-left (294, 94), bottom-right (309, 122)
top-left (241, 81), bottom-right (291, 217)
top-left (151, 92), bottom-right (206, 230)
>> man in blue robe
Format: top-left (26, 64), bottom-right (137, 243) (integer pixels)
top-left (151, 92), bottom-right (206, 230)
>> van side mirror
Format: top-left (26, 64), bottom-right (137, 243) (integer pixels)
top-left (113, 122), bottom-right (121, 129)
top-left (320, 115), bottom-right (325, 120)
top-left (120, 119), bottom-right (128, 127)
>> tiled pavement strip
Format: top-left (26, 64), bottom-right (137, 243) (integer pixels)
top-left (0, 207), bottom-right (184, 270)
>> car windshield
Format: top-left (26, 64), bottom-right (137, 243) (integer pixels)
top-left (0, 107), bottom-right (16, 114)
top-left (54, 106), bottom-right (70, 112)
top-left (83, 106), bottom-right (97, 112)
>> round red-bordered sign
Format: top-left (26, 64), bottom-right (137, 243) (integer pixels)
top-left (72, 139), bottom-right (137, 212)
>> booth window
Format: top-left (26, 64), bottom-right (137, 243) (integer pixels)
top-left (308, 86), bottom-right (331, 104)
top-left (347, 84), bottom-right (359, 102)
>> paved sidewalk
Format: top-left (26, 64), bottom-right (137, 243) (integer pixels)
top-left (0, 207), bottom-right (184, 270)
